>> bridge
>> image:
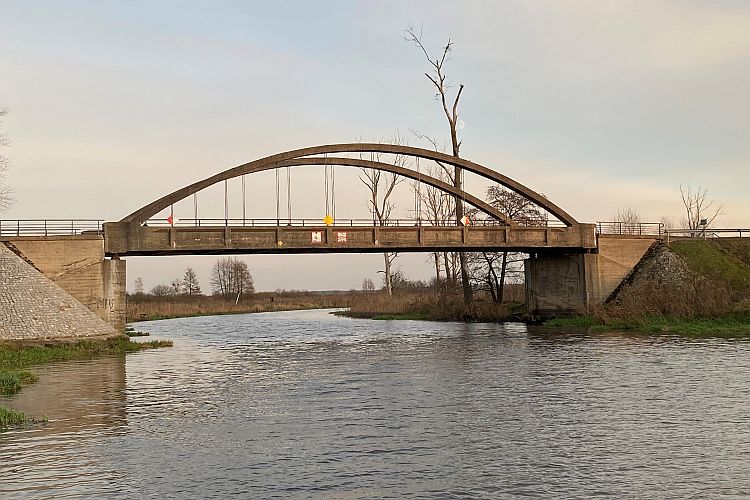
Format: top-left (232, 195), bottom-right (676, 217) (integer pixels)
top-left (101, 143), bottom-right (596, 256)
top-left (0, 142), bottom-right (699, 331)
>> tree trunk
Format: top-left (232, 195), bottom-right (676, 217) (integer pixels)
top-left (483, 252), bottom-right (501, 303)
top-left (498, 251), bottom-right (508, 304)
top-left (443, 252), bottom-right (452, 291)
top-left (384, 252), bottom-right (393, 296)
top-left (454, 165), bottom-right (473, 305)
top-left (487, 271), bottom-right (498, 302)
top-left (433, 253), bottom-right (441, 292)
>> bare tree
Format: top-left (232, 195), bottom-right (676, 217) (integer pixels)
top-left (415, 159), bottom-right (458, 292)
top-left (361, 278), bottom-right (375, 293)
top-left (469, 186), bottom-right (546, 303)
top-left (133, 277), bottom-right (145, 295)
top-left (406, 25), bottom-right (472, 304)
top-left (170, 278), bottom-right (182, 296)
top-left (181, 267), bottom-right (202, 296)
top-left (680, 185), bottom-right (723, 231)
top-left (0, 105), bottom-right (12, 212)
top-left (211, 257), bottom-right (255, 301)
top-left (612, 208), bottom-right (642, 235)
top-left (150, 284), bottom-right (172, 297)
top-left (359, 146), bottom-right (406, 296)
top-left (659, 215), bottom-right (674, 233)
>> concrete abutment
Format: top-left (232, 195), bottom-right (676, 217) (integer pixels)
top-left (3, 235), bottom-right (127, 332)
top-left (525, 236), bottom-right (657, 317)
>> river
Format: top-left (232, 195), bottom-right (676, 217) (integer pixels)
top-left (2, 309), bottom-right (749, 498)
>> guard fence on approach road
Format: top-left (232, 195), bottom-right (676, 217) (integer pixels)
top-left (0, 220), bottom-right (104, 237)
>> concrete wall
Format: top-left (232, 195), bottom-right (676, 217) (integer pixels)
top-left (4, 236), bottom-right (126, 332)
top-left (0, 243), bottom-right (120, 340)
top-left (103, 258), bottom-right (127, 332)
top-left (585, 236), bottom-right (657, 303)
top-left (525, 236), bottom-right (657, 317)
top-left (525, 253), bottom-right (587, 315)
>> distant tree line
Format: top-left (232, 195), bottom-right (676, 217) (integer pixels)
top-left (132, 257), bottom-right (255, 302)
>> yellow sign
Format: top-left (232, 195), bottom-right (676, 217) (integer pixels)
top-left (323, 215), bottom-right (334, 226)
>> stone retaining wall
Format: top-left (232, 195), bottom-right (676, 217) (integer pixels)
top-left (0, 243), bottom-right (119, 341)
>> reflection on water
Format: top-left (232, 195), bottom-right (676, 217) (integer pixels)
top-left (2, 309), bottom-right (750, 498)
top-left (1, 355), bottom-right (128, 497)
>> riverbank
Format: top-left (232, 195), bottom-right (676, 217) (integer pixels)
top-left (544, 239), bottom-right (750, 337)
top-left (341, 291), bottom-right (523, 322)
top-left (545, 311), bottom-right (750, 337)
top-left (0, 337), bottom-right (172, 430)
top-left (127, 291), bottom-right (354, 322)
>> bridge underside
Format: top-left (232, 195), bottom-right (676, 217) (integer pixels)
top-left (103, 222), bottom-right (597, 257)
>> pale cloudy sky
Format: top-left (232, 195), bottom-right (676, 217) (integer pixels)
top-left (1, 1), bottom-right (748, 292)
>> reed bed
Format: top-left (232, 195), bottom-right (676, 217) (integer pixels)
top-left (345, 291), bottom-right (517, 322)
top-left (126, 292), bottom-right (354, 322)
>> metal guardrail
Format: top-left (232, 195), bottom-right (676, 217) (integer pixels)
top-left (595, 222), bottom-right (750, 239)
top-left (664, 228), bottom-right (750, 242)
top-left (596, 221), bottom-right (665, 236)
top-left (0, 220), bottom-right (104, 236)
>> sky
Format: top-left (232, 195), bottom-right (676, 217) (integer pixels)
top-left (1, 0), bottom-right (749, 292)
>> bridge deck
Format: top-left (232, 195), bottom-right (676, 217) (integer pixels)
top-left (103, 222), bottom-right (597, 256)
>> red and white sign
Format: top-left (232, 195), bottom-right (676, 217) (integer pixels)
top-left (460, 215), bottom-right (471, 226)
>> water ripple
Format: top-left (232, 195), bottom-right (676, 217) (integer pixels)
top-left (2, 309), bottom-right (750, 498)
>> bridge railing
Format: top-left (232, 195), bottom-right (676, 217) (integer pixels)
top-left (595, 222), bottom-right (750, 239)
top-left (596, 221), bottom-right (665, 236)
top-left (0, 219), bottom-right (104, 237)
top-left (142, 217), bottom-right (569, 228)
top-left (664, 228), bottom-right (750, 242)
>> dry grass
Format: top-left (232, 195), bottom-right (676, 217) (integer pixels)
top-left (345, 291), bottom-right (516, 322)
top-left (594, 240), bottom-right (750, 325)
top-left (127, 292), bottom-right (354, 322)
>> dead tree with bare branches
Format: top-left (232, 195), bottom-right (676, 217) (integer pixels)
top-left (416, 160), bottom-right (459, 292)
top-left (405, 25), bottom-right (473, 305)
top-left (612, 208), bottom-right (642, 235)
top-left (360, 150), bottom-right (406, 295)
top-left (470, 186), bottom-right (546, 303)
top-left (680, 185), bottom-right (723, 232)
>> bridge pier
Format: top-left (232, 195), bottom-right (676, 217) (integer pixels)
top-left (525, 253), bottom-right (590, 316)
top-left (3, 235), bottom-right (127, 332)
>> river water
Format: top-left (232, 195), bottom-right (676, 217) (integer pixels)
top-left (2, 309), bottom-right (750, 498)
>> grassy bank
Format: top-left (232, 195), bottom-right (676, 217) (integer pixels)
top-left (0, 407), bottom-right (33, 429)
top-left (0, 371), bottom-right (42, 428)
top-left (0, 338), bottom-right (172, 430)
top-left (671, 240), bottom-right (750, 291)
top-left (545, 311), bottom-right (750, 338)
top-left (341, 291), bottom-right (522, 322)
top-left (0, 338), bottom-right (172, 369)
top-left (127, 291), bottom-right (353, 322)
top-left (543, 239), bottom-right (750, 337)
top-left (0, 370), bottom-right (38, 395)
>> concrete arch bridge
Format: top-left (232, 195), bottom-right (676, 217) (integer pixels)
top-left (103, 143), bottom-right (596, 256)
top-left (2, 143), bottom-right (657, 331)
